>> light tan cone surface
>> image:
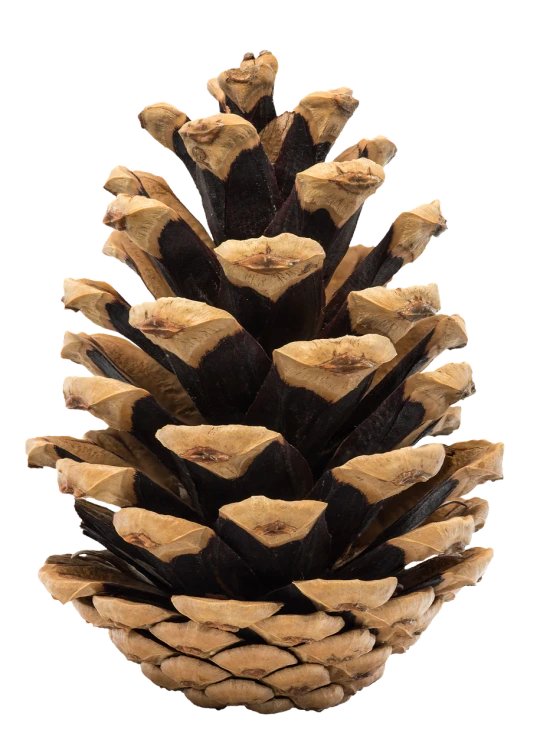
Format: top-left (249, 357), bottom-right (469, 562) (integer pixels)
top-left (32, 48), bottom-right (502, 715)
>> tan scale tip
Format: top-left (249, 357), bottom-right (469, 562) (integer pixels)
top-left (56, 458), bottom-right (137, 508)
top-left (156, 424), bottom-right (281, 480)
top-left (110, 627), bottom-right (175, 665)
top-left (138, 103), bottom-right (189, 150)
top-left (204, 678), bottom-right (274, 706)
top-left (218, 496), bottom-right (327, 548)
top-left (335, 135), bottom-right (398, 166)
top-left (274, 334), bottom-right (396, 403)
top-left (293, 577), bottom-right (397, 612)
top-left (160, 654), bottom-right (231, 688)
top-left (296, 159), bottom-right (386, 227)
top-left (211, 644), bottom-right (297, 679)
top-left (437, 546), bottom-right (494, 596)
top-left (104, 165), bottom-right (143, 196)
top-left (63, 375), bottom-right (149, 431)
top-left (113, 508), bottom-right (213, 562)
top-left (426, 496), bottom-right (489, 531)
top-left (352, 588), bottom-right (436, 633)
top-left (216, 51), bottom-right (277, 113)
top-left (263, 663), bottom-right (331, 695)
top-left (387, 515), bottom-right (476, 565)
top-left (347, 283), bottom-right (441, 343)
top-left (332, 443), bottom-right (447, 502)
top-left (94, 596), bottom-right (178, 630)
top-left (252, 612), bottom-right (344, 647)
top-left (299, 158), bottom-right (385, 195)
top-left (180, 114), bottom-right (259, 180)
top-left (150, 620), bottom-right (238, 658)
top-left (294, 683), bottom-right (345, 711)
top-left (293, 628), bottom-right (374, 665)
top-left (141, 662), bottom-right (181, 691)
top-left (214, 233), bottom-right (325, 301)
top-left (25, 433), bottom-right (130, 470)
top-left (72, 598), bottom-right (113, 628)
top-left (170, 596), bottom-right (282, 632)
top-left (294, 89), bottom-right (359, 145)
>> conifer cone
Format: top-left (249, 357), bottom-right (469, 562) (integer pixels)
top-left (27, 50), bottom-right (504, 714)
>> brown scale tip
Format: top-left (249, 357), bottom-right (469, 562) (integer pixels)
top-left (400, 300), bottom-right (438, 320)
top-left (253, 520), bottom-right (297, 537)
top-left (135, 316), bottom-right (185, 339)
top-left (238, 253), bottom-right (295, 272)
top-left (182, 446), bottom-right (231, 463)
top-left (318, 353), bottom-right (378, 373)
top-left (392, 469), bottom-right (432, 486)
top-left (124, 533), bottom-right (157, 548)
